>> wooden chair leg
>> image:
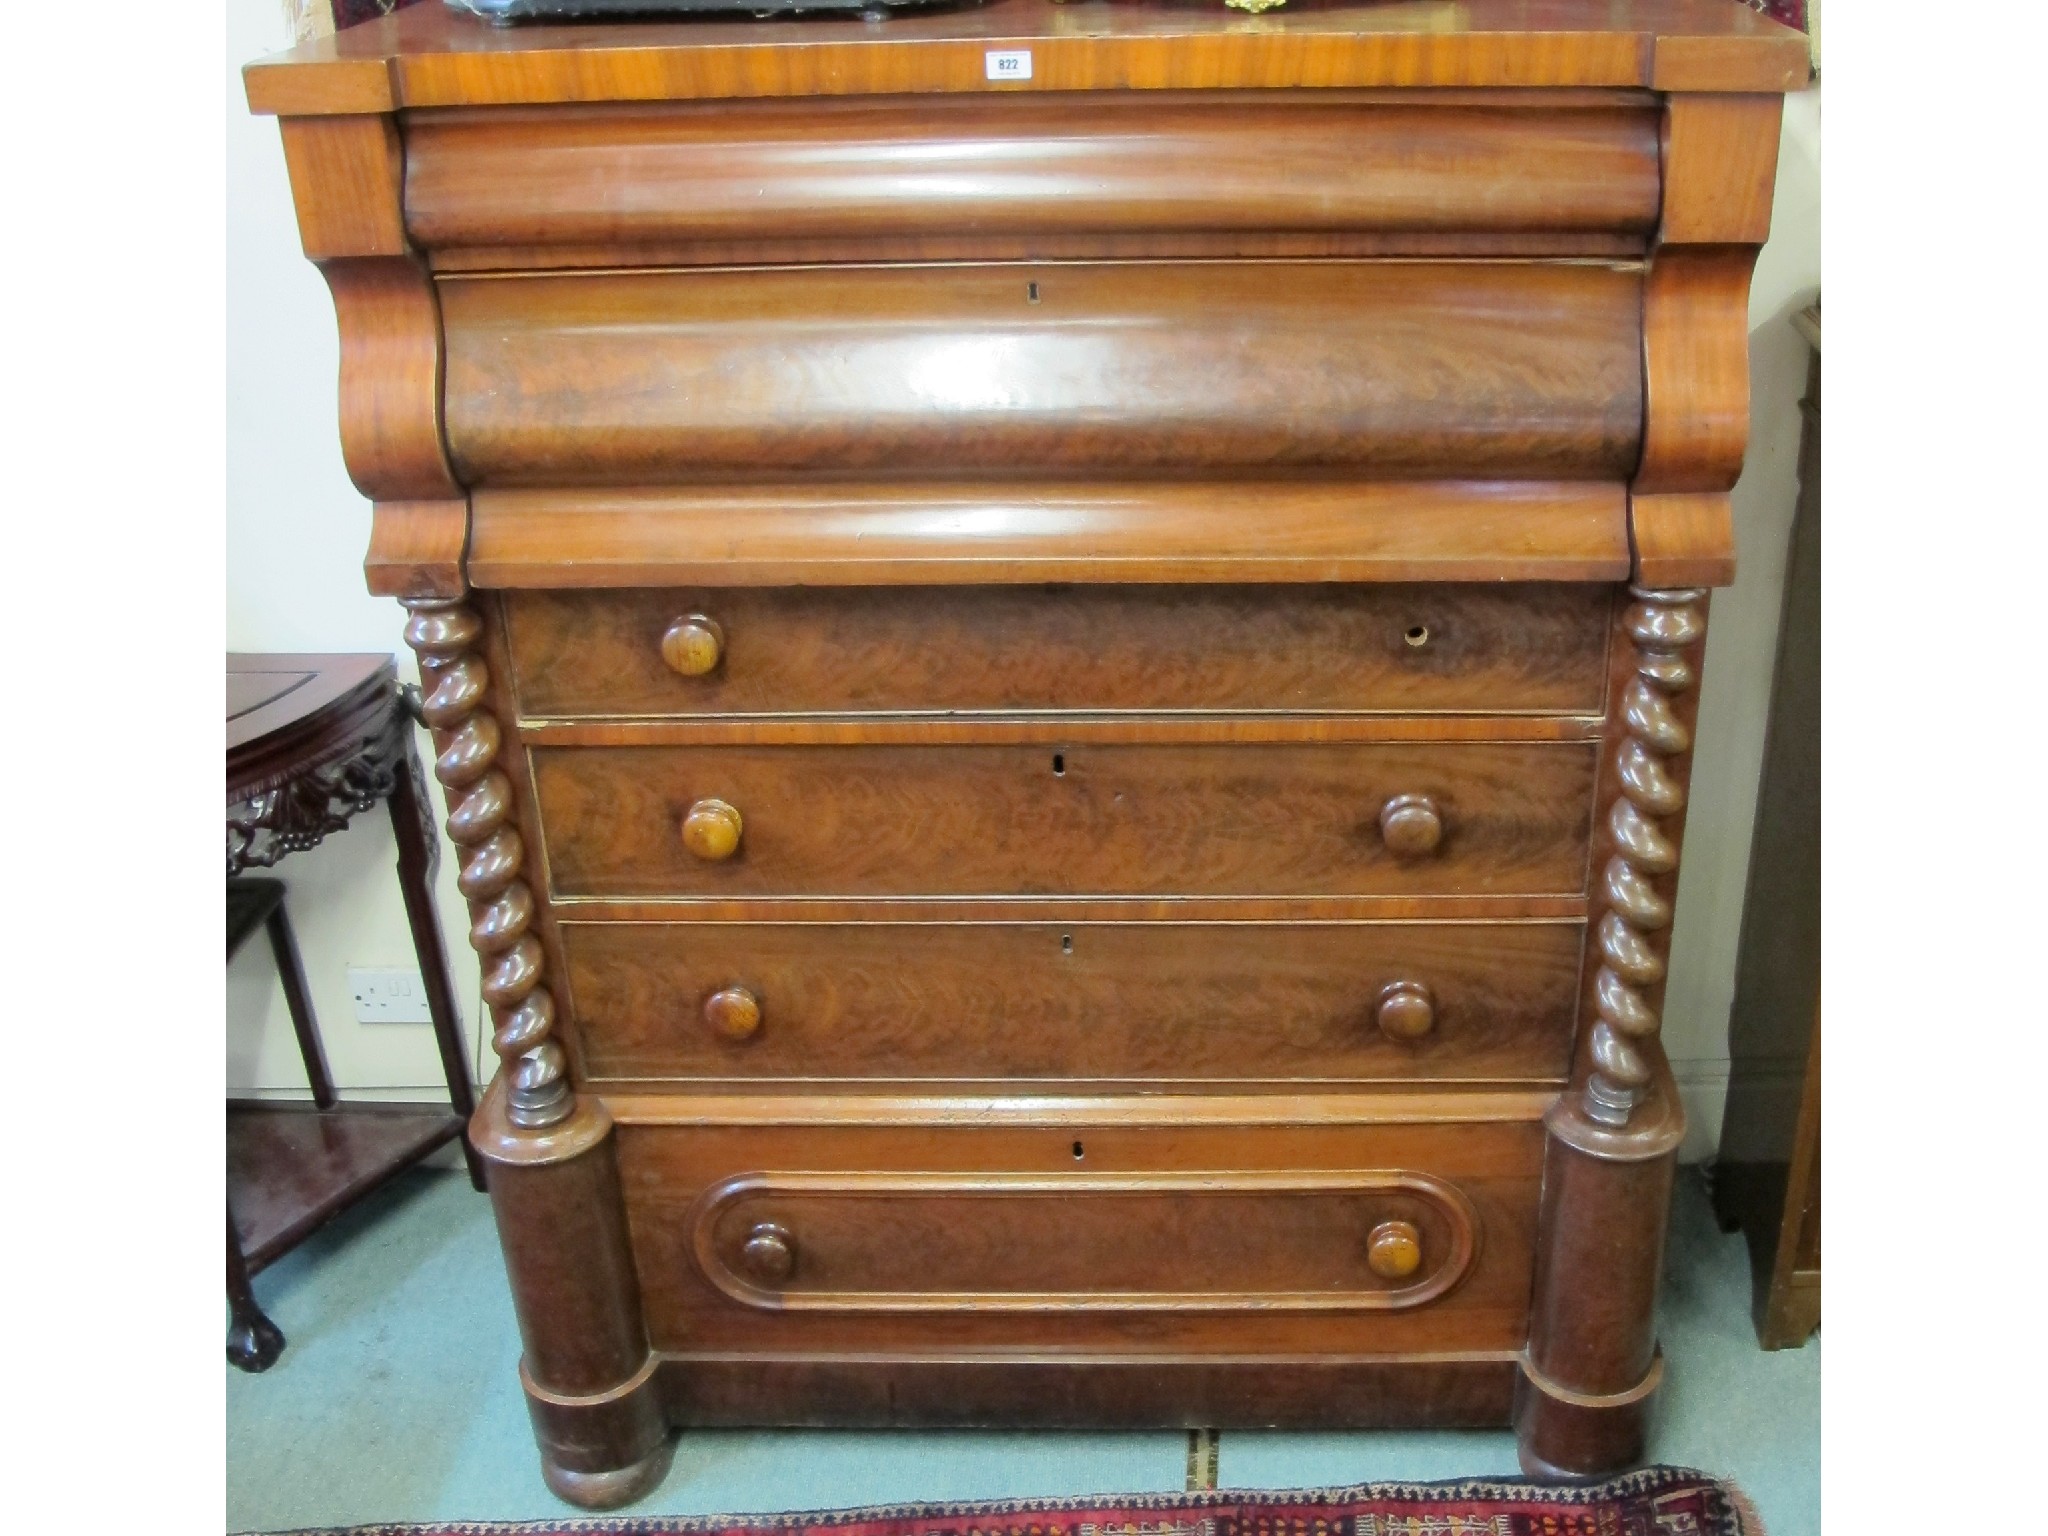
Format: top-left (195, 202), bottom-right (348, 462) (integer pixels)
top-left (391, 731), bottom-right (487, 1190)
top-left (226, 1205), bottom-right (286, 1372)
top-left (265, 898), bottom-right (335, 1110)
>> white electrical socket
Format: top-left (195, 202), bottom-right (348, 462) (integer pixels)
top-left (348, 966), bottom-right (434, 1025)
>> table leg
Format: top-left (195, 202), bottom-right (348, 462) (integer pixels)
top-left (226, 1204), bottom-right (286, 1372)
top-left (391, 727), bottom-right (487, 1191)
top-left (264, 898), bottom-right (335, 1110)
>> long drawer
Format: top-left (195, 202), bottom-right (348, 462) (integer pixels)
top-left (439, 261), bottom-right (1643, 484)
top-left (531, 739), bottom-right (1599, 899)
top-left (406, 95), bottom-right (1661, 257)
top-left (504, 584), bottom-right (1614, 719)
top-left (614, 1106), bottom-right (1542, 1356)
top-left (560, 919), bottom-right (1581, 1085)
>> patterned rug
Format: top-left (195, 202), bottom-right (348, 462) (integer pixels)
top-left (255, 1468), bottom-right (1762, 1536)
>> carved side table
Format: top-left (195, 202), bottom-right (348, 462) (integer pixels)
top-left (226, 652), bottom-right (485, 1371)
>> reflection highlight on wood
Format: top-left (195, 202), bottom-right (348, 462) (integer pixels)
top-left (439, 262), bottom-right (1643, 484)
top-left (468, 482), bottom-right (1634, 589)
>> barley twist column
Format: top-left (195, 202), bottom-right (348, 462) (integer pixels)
top-left (401, 597), bottom-right (571, 1130)
top-left (1582, 586), bottom-right (1707, 1127)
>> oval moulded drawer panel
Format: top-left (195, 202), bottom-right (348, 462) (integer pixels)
top-left (403, 96), bottom-right (1661, 254)
top-left (438, 261), bottom-right (1643, 484)
top-left (614, 1113), bottom-right (1542, 1356)
top-left (560, 919), bottom-right (1582, 1085)
top-left (531, 740), bottom-right (1599, 899)
top-left (504, 584), bottom-right (1615, 719)
top-left (695, 1170), bottom-right (1477, 1310)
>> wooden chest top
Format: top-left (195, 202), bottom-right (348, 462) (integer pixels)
top-left (246, 0), bottom-right (1809, 114)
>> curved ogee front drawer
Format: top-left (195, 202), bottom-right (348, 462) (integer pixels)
top-left (439, 260), bottom-right (1642, 484)
top-left (530, 739), bottom-right (1600, 899)
top-left (405, 95), bottom-right (1662, 256)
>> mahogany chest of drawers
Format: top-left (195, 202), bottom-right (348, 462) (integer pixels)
top-left (248, 0), bottom-right (1807, 1507)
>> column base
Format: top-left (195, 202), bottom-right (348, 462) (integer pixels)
top-left (540, 1437), bottom-right (675, 1511)
top-left (1514, 1350), bottom-right (1663, 1479)
top-left (523, 1355), bottom-right (671, 1510)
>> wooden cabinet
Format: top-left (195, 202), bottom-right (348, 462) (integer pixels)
top-left (247, 0), bottom-right (1807, 1507)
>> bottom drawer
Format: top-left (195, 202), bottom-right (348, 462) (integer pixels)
top-left (615, 1101), bottom-right (1542, 1357)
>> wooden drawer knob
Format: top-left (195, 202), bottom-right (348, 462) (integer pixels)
top-left (741, 1221), bottom-right (795, 1284)
top-left (703, 986), bottom-right (761, 1041)
top-left (1375, 980), bottom-right (1436, 1041)
top-left (681, 798), bottom-right (743, 861)
top-left (1378, 793), bottom-right (1443, 858)
top-left (1367, 1219), bottom-right (1423, 1280)
top-left (660, 614), bottom-right (725, 677)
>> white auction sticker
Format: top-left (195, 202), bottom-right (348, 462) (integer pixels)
top-left (985, 49), bottom-right (1033, 82)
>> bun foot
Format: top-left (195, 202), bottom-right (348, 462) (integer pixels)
top-left (226, 1302), bottom-right (286, 1372)
top-left (540, 1435), bottom-right (675, 1510)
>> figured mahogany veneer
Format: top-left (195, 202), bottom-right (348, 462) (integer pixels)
top-left (439, 262), bottom-right (1644, 485)
top-left (532, 739), bottom-right (1600, 900)
top-left (506, 584), bottom-right (1615, 719)
top-left (405, 94), bottom-right (1663, 264)
top-left (558, 918), bottom-right (1584, 1086)
top-left (250, 0), bottom-right (1801, 1503)
top-left (617, 1109), bottom-right (1542, 1357)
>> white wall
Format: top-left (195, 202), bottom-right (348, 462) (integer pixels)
top-left (226, 0), bottom-right (1821, 1148)
top-left (228, 0), bottom-right (487, 1099)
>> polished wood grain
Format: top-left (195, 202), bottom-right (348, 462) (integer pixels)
top-left (243, 0), bottom-right (1810, 116)
top-left (404, 95), bottom-right (1661, 254)
top-left (616, 1115), bottom-right (1542, 1356)
top-left (555, 918), bottom-right (1583, 1085)
top-left (1629, 492), bottom-right (1736, 589)
top-left (503, 584), bottom-right (1614, 719)
top-left (323, 260), bottom-right (463, 502)
top-left (1578, 588), bottom-right (1709, 1125)
top-left (364, 498), bottom-right (469, 599)
top-left (467, 482), bottom-right (1633, 589)
top-left (278, 115), bottom-right (408, 259)
top-left (603, 1088), bottom-right (1556, 1130)
top-left (688, 1168), bottom-right (1478, 1312)
top-left (562, 893), bottom-right (1592, 924)
top-left (532, 740), bottom-right (1599, 900)
top-left (274, 114), bottom-right (462, 505)
top-left (1634, 248), bottom-right (1758, 496)
top-left (1657, 95), bottom-right (1784, 245)
top-left (247, 0), bottom-right (1803, 1489)
top-left (439, 262), bottom-right (1643, 484)
top-left (523, 717), bottom-right (1605, 747)
top-left (645, 1353), bottom-right (1519, 1431)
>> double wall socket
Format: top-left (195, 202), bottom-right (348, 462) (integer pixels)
top-left (348, 966), bottom-right (434, 1025)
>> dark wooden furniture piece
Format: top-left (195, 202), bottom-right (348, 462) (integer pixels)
top-left (1712, 304), bottom-right (1820, 1350)
top-left (226, 652), bottom-right (487, 1371)
top-left (247, 0), bottom-right (1807, 1502)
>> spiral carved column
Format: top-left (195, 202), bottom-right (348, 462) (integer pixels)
top-left (1583, 586), bottom-right (1707, 1128)
top-left (401, 597), bottom-right (572, 1130)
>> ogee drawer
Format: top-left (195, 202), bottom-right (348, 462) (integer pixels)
top-left (439, 261), bottom-right (1643, 484)
top-left (503, 584), bottom-right (1613, 719)
top-left (561, 919), bottom-right (1583, 1085)
top-left (532, 739), bottom-right (1599, 899)
top-left (615, 1109), bottom-right (1542, 1356)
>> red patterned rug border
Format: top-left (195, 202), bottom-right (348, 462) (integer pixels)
top-left (244, 1465), bottom-right (1756, 1536)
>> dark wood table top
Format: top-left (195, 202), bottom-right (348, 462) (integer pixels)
top-left (227, 652), bottom-right (400, 805)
